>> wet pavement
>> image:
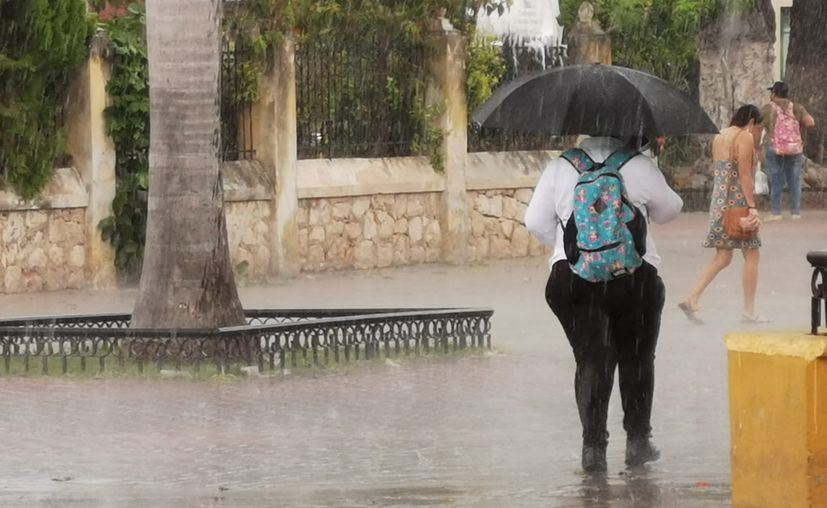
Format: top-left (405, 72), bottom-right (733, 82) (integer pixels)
top-left (1, 211), bottom-right (825, 507)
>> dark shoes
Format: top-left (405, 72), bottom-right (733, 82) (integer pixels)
top-left (582, 445), bottom-right (607, 473)
top-left (625, 436), bottom-right (661, 466)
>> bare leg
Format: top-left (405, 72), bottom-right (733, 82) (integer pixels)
top-left (742, 248), bottom-right (760, 316)
top-left (686, 248), bottom-right (734, 308)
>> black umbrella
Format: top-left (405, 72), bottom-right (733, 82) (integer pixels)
top-left (472, 64), bottom-right (718, 139)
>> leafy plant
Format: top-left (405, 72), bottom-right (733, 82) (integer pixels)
top-left (0, 0), bottom-right (94, 199)
top-left (98, 3), bottom-right (149, 281)
top-left (466, 35), bottom-right (507, 114)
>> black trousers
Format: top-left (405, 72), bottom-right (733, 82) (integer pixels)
top-left (545, 261), bottom-right (665, 447)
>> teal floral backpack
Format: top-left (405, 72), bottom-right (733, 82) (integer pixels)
top-left (560, 147), bottom-right (647, 282)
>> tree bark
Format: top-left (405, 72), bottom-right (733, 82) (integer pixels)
top-left (132, 0), bottom-right (245, 329)
top-left (785, 0), bottom-right (827, 163)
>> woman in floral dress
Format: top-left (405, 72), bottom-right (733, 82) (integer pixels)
top-left (679, 105), bottom-right (767, 324)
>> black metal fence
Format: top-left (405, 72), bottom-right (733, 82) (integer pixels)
top-left (220, 36), bottom-right (255, 161)
top-left (296, 35), bottom-right (428, 159)
top-left (0, 308), bottom-right (493, 376)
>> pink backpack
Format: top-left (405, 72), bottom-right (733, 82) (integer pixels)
top-left (771, 102), bottom-right (803, 155)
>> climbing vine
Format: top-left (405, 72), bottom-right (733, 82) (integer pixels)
top-left (0, 0), bottom-right (94, 199)
top-left (98, 4), bottom-right (149, 281)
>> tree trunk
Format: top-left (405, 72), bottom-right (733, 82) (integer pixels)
top-left (132, 0), bottom-right (245, 329)
top-left (785, 0), bottom-right (827, 164)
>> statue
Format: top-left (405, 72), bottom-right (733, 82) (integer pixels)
top-left (567, 1), bottom-right (612, 65)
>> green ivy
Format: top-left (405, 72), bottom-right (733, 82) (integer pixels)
top-left (0, 0), bottom-right (94, 199)
top-left (98, 3), bottom-right (149, 281)
top-left (466, 34), bottom-right (507, 115)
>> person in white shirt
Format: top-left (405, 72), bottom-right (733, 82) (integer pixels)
top-left (525, 136), bottom-right (683, 473)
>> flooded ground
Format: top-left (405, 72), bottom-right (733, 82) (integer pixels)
top-left (1, 211), bottom-right (824, 507)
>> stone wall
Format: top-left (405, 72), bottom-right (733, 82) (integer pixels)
top-left (225, 200), bottom-right (272, 281)
top-left (467, 189), bottom-right (549, 261)
top-left (297, 193), bottom-right (442, 271)
top-left (0, 209), bottom-right (86, 293)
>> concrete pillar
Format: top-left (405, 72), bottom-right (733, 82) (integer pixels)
top-left (726, 331), bottom-right (827, 507)
top-left (252, 40), bottom-right (300, 277)
top-left (426, 17), bottom-right (469, 264)
top-left (65, 37), bottom-right (117, 288)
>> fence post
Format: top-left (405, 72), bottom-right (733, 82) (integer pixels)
top-left (65, 36), bottom-right (117, 288)
top-left (252, 40), bottom-right (300, 277)
top-left (426, 17), bottom-right (470, 264)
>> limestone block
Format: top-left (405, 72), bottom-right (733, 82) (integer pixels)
top-left (254, 246), bottom-right (270, 270)
top-left (326, 236), bottom-right (351, 269)
top-left (254, 220), bottom-right (269, 236)
top-left (408, 217), bottom-right (423, 244)
top-left (307, 244), bottom-right (325, 267)
top-left (309, 226), bottom-right (326, 244)
top-left (475, 194), bottom-right (490, 216)
top-left (491, 237), bottom-right (511, 259)
top-left (68, 245), bottom-right (85, 268)
top-left (515, 188), bottom-right (533, 204)
top-left (241, 228), bottom-right (256, 246)
top-left (425, 220), bottom-right (441, 247)
top-left (516, 203), bottom-right (528, 223)
top-left (45, 267), bottom-right (68, 292)
top-left (309, 201), bottom-right (331, 225)
top-left (489, 195), bottom-right (504, 218)
top-left (470, 211), bottom-right (485, 237)
top-left (4, 266), bottom-right (22, 293)
top-left (503, 197), bottom-right (519, 220)
top-left (426, 247), bottom-right (440, 263)
top-left (376, 211), bottom-right (394, 239)
top-left (392, 235), bottom-right (410, 265)
top-left (376, 243), bottom-right (393, 268)
top-left (392, 194), bottom-right (408, 219)
top-left (27, 248), bottom-right (47, 269)
top-left (67, 269), bottom-right (85, 290)
top-left (363, 213), bottom-right (378, 240)
top-left (425, 193), bottom-right (440, 217)
top-left (500, 220), bottom-right (514, 239)
top-left (484, 217), bottom-right (499, 236)
top-left (475, 237), bottom-right (490, 259)
top-left (296, 205), bottom-right (309, 227)
top-left (394, 218), bottom-right (408, 234)
top-left (353, 240), bottom-right (376, 269)
top-left (372, 194), bottom-right (395, 212)
top-left (298, 228), bottom-right (309, 255)
top-left (351, 197), bottom-right (371, 219)
top-left (25, 211), bottom-right (48, 229)
top-left (328, 220), bottom-right (345, 236)
top-left (410, 246), bottom-right (426, 263)
top-left (345, 222), bottom-right (362, 240)
top-left (23, 274), bottom-right (44, 292)
top-left (406, 197), bottom-right (424, 217)
top-left (512, 225), bottom-right (530, 257)
top-left (64, 218), bottom-right (85, 245)
top-left (332, 202), bottom-right (351, 220)
top-left (3, 214), bottom-right (25, 243)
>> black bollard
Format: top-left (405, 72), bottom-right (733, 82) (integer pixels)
top-left (807, 251), bottom-right (827, 335)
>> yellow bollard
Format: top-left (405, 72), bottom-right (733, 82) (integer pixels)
top-left (727, 331), bottom-right (827, 508)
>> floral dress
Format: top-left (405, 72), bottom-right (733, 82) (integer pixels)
top-left (702, 159), bottom-right (762, 250)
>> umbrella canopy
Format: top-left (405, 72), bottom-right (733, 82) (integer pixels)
top-left (472, 64), bottom-right (718, 139)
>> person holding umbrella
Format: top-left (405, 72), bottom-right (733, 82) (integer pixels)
top-left (525, 137), bottom-right (683, 472)
top-left (473, 64), bottom-right (716, 473)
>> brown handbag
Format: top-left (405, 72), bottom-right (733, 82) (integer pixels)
top-left (723, 131), bottom-right (757, 240)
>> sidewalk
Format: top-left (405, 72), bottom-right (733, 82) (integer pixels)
top-left (1, 211), bottom-right (825, 507)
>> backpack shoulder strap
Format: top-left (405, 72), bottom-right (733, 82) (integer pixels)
top-left (561, 148), bottom-right (596, 173)
top-left (603, 147), bottom-right (640, 172)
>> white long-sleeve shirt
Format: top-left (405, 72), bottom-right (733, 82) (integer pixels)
top-left (524, 137), bottom-right (684, 270)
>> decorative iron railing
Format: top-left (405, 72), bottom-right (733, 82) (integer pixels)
top-left (0, 308), bottom-right (493, 375)
top-left (220, 36), bottom-right (255, 161)
top-left (296, 34), bottom-right (428, 159)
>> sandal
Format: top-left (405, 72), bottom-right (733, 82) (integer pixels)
top-left (741, 312), bottom-right (770, 324)
top-left (678, 301), bottom-right (704, 325)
